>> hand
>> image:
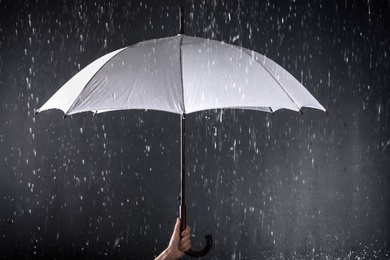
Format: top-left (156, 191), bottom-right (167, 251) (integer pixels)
top-left (170, 218), bottom-right (191, 255)
top-left (156, 218), bottom-right (192, 260)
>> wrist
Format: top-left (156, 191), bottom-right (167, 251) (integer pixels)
top-left (155, 248), bottom-right (175, 260)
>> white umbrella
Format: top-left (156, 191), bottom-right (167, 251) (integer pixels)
top-left (36, 35), bottom-right (324, 116)
top-left (36, 9), bottom-right (325, 258)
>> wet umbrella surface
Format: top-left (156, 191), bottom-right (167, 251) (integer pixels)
top-left (1, 1), bottom-right (390, 259)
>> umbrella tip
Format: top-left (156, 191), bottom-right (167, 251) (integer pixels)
top-left (34, 110), bottom-right (39, 116)
top-left (178, 6), bottom-right (184, 34)
top-left (299, 110), bottom-right (303, 115)
top-left (63, 114), bottom-right (68, 119)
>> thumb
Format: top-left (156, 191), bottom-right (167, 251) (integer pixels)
top-left (174, 218), bottom-right (181, 235)
top-left (169, 218), bottom-right (181, 246)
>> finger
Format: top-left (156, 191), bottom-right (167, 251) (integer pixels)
top-left (179, 240), bottom-right (192, 252)
top-left (181, 226), bottom-right (191, 237)
top-left (180, 235), bottom-right (190, 246)
top-left (180, 235), bottom-right (191, 248)
top-left (180, 238), bottom-right (191, 248)
top-left (179, 244), bottom-right (191, 252)
top-left (177, 251), bottom-right (185, 257)
top-left (180, 245), bottom-right (191, 253)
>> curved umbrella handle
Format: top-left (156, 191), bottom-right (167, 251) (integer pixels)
top-left (185, 235), bottom-right (213, 258)
top-left (180, 205), bottom-right (212, 258)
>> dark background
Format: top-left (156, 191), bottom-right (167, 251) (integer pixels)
top-left (1, 0), bottom-right (389, 259)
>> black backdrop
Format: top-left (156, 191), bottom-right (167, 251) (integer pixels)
top-left (1, 0), bottom-right (389, 259)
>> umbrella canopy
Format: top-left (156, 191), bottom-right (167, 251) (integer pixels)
top-left (36, 32), bottom-right (325, 258)
top-left (36, 35), bottom-right (325, 116)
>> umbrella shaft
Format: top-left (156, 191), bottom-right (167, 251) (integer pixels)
top-left (180, 113), bottom-right (186, 231)
top-left (181, 113), bottom-right (186, 206)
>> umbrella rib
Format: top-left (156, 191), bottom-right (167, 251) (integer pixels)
top-left (65, 47), bottom-right (129, 116)
top-left (178, 35), bottom-right (186, 113)
top-left (238, 47), bottom-right (302, 112)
